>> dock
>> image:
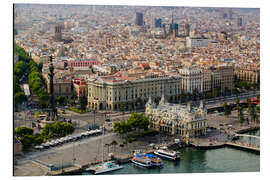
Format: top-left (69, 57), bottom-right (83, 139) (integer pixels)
top-left (225, 142), bottom-right (260, 153)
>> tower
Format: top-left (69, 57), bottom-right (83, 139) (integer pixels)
top-left (159, 94), bottom-right (167, 106)
top-left (163, 24), bottom-right (167, 38)
top-left (135, 12), bottom-right (143, 26)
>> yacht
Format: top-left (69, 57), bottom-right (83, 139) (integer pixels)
top-left (86, 161), bottom-right (123, 174)
top-left (154, 148), bottom-right (181, 160)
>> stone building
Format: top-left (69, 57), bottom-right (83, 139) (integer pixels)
top-left (87, 73), bottom-right (181, 111)
top-left (234, 66), bottom-right (260, 84)
top-left (72, 78), bottom-right (88, 98)
top-left (145, 96), bottom-right (207, 137)
top-left (178, 67), bottom-right (203, 93)
top-left (43, 73), bottom-right (73, 99)
top-left (202, 65), bottom-right (234, 95)
top-left (186, 36), bottom-right (209, 48)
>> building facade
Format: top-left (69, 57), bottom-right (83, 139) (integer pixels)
top-left (87, 74), bottom-right (181, 111)
top-left (72, 78), bottom-right (88, 98)
top-left (135, 12), bottom-right (143, 26)
top-left (66, 60), bottom-right (99, 68)
top-left (145, 97), bottom-right (207, 137)
top-left (186, 36), bottom-right (209, 48)
top-left (202, 65), bottom-right (234, 94)
top-left (234, 66), bottom-right (260, 84)
top-left (178, 67), bottom-right (203, 93)
top-left (43, 73), bottom-right (73, 99)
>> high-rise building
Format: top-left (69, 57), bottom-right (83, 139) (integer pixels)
top-left (184, 23), bottom-right (190, 37)
top-left (135, 12), bottom-right (143, 26)
top-left (155, 18), bottom-right (162, 28)
top-left (173, 23), bottom-right (179, 37)
top-left (237, 17), bottom-right (243, 27)
top-left (54, 24), bottom-right (62, 41)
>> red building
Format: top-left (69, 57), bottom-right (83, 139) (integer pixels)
top-left (67, 60), bottom-right (99, 68)
top-left (72, 79), bottom-right (88, 97)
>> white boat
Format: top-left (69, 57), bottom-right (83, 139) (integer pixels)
top-left (154, 149), bottom-right (181, 160)
top-left (131, 155), bottom-right (153, 167)
top-left (86, 161), bottom-right (123, 174)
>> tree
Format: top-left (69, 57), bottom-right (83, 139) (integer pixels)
top-left (127, 113), bottom-right (149, 131)
top-left (14, 91), bottom-right (27, 105)
top-left (14, 61), bottom-right (28, 78)
top-left (239, 106), bottom-right (245, 126)
top-left (248, 102), bottom-right (256, 124)
top-left (21, 135), bottom-right (35, 149)
top-left (56, 96), bottom-right (66, 106)
top-left (212, 88), bottom-right (217, 98)
top-left (119, 103), bottom-right (125, 111)
top-left (62, 122), bottom-right (75, 136)
top-left (14, 127), bottom-right (33, 138)
top-left (41, 124), bottom-right (52, 136)
top-left (38, 62), bottom-right (43, 72)
top-left (34, 134), bottom-right (45, 145)
top-left (79, 96), bottom-right (87, 111)
top-left (110, 140), bottom-right (118, 153)
top-left (223, 102), bottom-right (231, 117)
top-left (235, 97), bottom-right (240, 121)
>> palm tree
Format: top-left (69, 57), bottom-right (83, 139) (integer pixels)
top-left (239, 106), bottom-right (245, 126)
top-left (235, 97), bottom-right (240, 121)
top-left (110, 140), bottom-right (118, 153)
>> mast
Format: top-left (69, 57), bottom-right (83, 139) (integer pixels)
top-left (102, 125), bottom-right (104, 163)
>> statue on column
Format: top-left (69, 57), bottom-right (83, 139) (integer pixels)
top-left (48, 55), bottom-right (58, 121)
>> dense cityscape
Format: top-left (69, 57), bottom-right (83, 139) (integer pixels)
top-left (13, 4), bottom-right (260, 176)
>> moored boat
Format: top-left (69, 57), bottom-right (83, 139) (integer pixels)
top-left (86, 161), bottom-right (123, 174)
top-left (131, 155), bottom-right (153, 167)
top-left (145, 154), bottom-right (163, 167)
top-left (154, 149), bottom-right (181, 161)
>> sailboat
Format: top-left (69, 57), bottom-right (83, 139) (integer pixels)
top-left (86, 126), bottom-right (123, 174)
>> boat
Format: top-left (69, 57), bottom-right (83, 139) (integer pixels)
top-left (145, 153), bottom-right (163, 167)
top-left (131, 155), bottom-right (153, 167)
top-left (86, 161), bottom-right (123, 174)
top-left (86, 126), bottom-right (123, 174)
top-left (154, 149), bottom-right (181, 160)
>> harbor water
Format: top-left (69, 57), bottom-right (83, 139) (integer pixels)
top-left (82, 130), bottom-right (260, 175)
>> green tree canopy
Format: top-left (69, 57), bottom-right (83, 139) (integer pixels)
top-left (14, 91), bottom-right (27, 104)
top-left (79, 96), bottom-right (87, 111)
top-left (14, 127), bottom-right (33, 138)
top-left (127, 113), bottom-right (149, 131)
top-left (223, 102), bottom-right (231, 117)
top-left (56, 96), bottom-right (66, 106)
top-left (14, 61), bottom-right (28, 78)
top-left (21, 135), bottom-right (35, 149)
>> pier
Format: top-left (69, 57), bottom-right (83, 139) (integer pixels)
top-left (225, 142), bottom-right (260, 153)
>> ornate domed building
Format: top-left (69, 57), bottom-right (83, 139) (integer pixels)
top-left (145, 95), bottom-right (207, 137)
